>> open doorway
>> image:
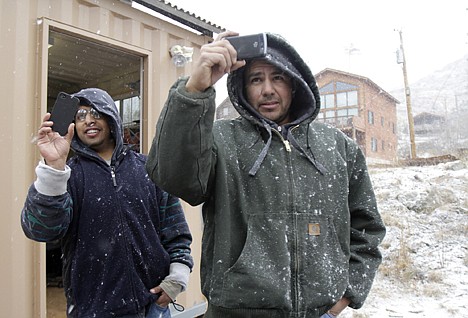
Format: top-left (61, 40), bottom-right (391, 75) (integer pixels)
top-left (46, 28), bottom-right (143, 317)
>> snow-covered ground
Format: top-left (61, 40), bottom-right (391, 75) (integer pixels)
top-left (341, 159), bottom-right (468, 317)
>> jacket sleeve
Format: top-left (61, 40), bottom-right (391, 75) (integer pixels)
top-left (146, 77), bottom-right (217, 206)
top-left (158, 190), bottom-right (193, 270)
top-left (344, 146), bottom-right (386, 309)
top-left (21, 162), bottom-right (73, 242)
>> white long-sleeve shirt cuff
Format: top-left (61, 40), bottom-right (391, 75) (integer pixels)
top-left (159, 263), bottom-right (191, 300)
top-left (34, 161), bottom-right (71, 196)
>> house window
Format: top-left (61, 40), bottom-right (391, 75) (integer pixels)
top-left (336, 92), bottom-right (347, 107)
top-left (368, 111), bottom-right (374, 124)
top-left (325, 110), bottom-right (335, 118)
top-left (321, 94), bottom-right (335, 109)
top-left (382, 140), bottom-right (385, 150)
top-left (381, 117), bottom-right (385, 126)
top-left (348, 107), bottom-right (358, 116)
top-left (336, 91), bottom-right (357, 107)
top-left (318, 81), bottom-right (358, 125)
top-left (371, 137), bottom-right (378, 152)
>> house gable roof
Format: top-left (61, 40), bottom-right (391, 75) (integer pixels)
top-left (315, 68), bottom-right (400, 104)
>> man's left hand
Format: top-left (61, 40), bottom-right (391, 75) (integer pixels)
top-left (150, 286), bottom-right (172, 307)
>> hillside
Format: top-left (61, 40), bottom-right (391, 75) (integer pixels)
top-left (341, 159), bottom-right (468, 318)
top-left (390, 54), bottom-right (468, 158)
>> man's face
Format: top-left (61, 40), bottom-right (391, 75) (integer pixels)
top-left (74, 106), bottom-right (113, 152)
top-left (244, 60), bottom-right (293, 125)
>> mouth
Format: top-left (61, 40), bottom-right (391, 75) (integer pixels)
top-left (259, 101), bottom-right (279, 110)
top-left (85, 128), bottom-right (100, 137)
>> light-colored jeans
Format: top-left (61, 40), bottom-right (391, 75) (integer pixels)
top-left (320, 313), bottom-right (336, 318)
top-left (146, 302), bottom-right (171, 318)
top-left (118, 302), bottom-right (171, 318)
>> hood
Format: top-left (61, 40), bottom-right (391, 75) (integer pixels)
top-left (70, 88), bottom-right (124, 162)
top-left (227, 33), bottom-right (326, 176)
top-left (227, 33), bottom-right (321, 129)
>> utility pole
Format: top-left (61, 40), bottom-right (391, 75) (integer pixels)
top-left (396, 29), bottom-right (417, 159)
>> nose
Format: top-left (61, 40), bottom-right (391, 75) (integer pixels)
top-left (261, 79), bottom-right (275, 95)
top-left (84, 113), bottom-right (95, 124)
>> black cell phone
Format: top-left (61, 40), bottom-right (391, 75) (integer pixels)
top-left (226, 33), bottom-right (267, 60)
top-left (49, 92), bottom-right (80, 136)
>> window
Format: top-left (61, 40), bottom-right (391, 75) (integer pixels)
top-left (337, 109), bottom-right (348, 117)
top-left (117, 96), bottom-right (141, 152)
top-left (381, 116), bottom-right (385, 126)
top-left (336, 92), bottom-right (347, 107)
top-left (371, 137), bottom-right (378, 152)
top-left (368, 111), bottom-right (374, 124)
top-left (348, 107), bottom-right (358, 116)
top-left (336, 91), bottom-right (357, 107)
top-left (119, 96), bottom-right (140, 126)
top-left (317, 81), bottom-right (358, 125)
top-left (347, 91), bottom-right (358, 105)
top-left (325, 110), bottom-right (335, 118)
top-left (381, 140), bottom-right (385, 150)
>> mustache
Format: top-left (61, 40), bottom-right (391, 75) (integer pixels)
top-left (258, 96), bottom-right (279, 104)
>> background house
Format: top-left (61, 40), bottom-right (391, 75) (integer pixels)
top-left (315, 68), bottom-right (399, 164)
top-left (0, 0), bottom-right (225, 316)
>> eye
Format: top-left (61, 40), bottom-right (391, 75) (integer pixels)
top-left (248, 76), bottom-right (262, 84)
top-left (273, 74), bottom-right (286, 82)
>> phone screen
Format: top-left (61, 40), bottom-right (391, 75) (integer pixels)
top-left (49, 92), bottom-right (80, 136)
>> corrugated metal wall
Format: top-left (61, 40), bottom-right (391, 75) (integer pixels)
top-left (0, 0), bottom-right (209, 316)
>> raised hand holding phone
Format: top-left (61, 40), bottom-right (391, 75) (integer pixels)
top-left (36, 92), bottom-right (78, 170)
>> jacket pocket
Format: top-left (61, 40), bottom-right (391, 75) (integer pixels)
top-left (220, 213), bottom-right (293, 310)
top-left (296, 213), bottom-right (349, 310)
top-left (219, 212), bottom-right (348, 312)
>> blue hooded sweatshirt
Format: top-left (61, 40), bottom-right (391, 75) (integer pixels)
top-left (22, 88), bottom-right (193, 317)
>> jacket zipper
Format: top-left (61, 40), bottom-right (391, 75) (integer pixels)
top-left (275, 125), bottom-right (300, 313)
top-left (274, 126), bottom-right (296, 152)
top-left (110, 166), bottom-right (117, 187)
top-left (290, 125), bottom-right (300, 313)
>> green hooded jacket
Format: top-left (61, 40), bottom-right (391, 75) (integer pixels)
top-left (147, 33), bottom-right (385, 318)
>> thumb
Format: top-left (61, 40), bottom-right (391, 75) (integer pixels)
top-left (150, 286), bottom-right (163, 294)
top-left (65, 123), bottom-right (75, 143)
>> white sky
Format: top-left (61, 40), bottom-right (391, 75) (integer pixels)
top-left (166, 0), bottom-right (468, 103)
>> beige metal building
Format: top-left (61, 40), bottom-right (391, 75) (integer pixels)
top-left (0, 0), bottom-right (225, 316)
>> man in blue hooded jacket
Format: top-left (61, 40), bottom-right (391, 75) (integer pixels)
top-left (22, 88), bottom-right (193, 318)
top-left (146, 31), bottom-right (386, 318)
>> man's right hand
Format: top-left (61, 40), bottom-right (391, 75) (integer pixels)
top-left (185, 30), bottom-right (246, 93)
top-left (36, 113), bottom-right (74, 171)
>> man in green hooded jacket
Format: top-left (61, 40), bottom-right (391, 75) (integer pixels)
top-left (146, 31), bottom-right (386, 318)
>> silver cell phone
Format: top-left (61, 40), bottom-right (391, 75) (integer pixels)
top-left (49, 92), bottom-right (80, 136)
top-left (226, 33), bottom-right (267, 60)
